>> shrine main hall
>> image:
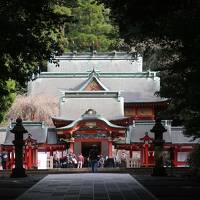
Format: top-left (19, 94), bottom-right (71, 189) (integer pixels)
top-left (1, 52), bottom-right (198, 169)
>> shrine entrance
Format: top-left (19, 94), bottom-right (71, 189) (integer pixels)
top-left (81, 142), bottom-right (101, 157)
top-left (54, 110), bottom-right (127, 159)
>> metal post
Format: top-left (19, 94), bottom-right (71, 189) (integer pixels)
top-left (151, 118), bottom-right (167, 176)
top-left (10, 117), bottom-right (27, 178)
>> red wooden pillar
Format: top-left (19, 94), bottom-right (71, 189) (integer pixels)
top-left (6, 150), bottom-right (11, 169)
top-left (140, 132), bottom-right (153, 167)
top-left (30, 147), bottom-right (37, 169)
top-left (24, 134), bottom-right (37, 169)
top-left (32, 148), bottom-right (35, 167)
top-left (35, 148), bottom-right (38, 168)
top-left (69, 130), bottom-right (75, 153)
top-left (69, 142), bottom-right (74, 153)
top-left (108, 141), bottom-right (113, 158)
top-left (173, 148), bottom-right (178, 167)
top-left (135, 107), bottom-right (138, 120)
top-left (24, 147), bottom-right (28, 169)
top-left (28, 146), bottom-right (32, 169)
top-left (144, 144), bottom-right (149, 167)
top-left (69, 137), bottom-right (74, 153)
top-left (140, 147), bottom-right (144, 166)
top-left (50, 147), bottom-right (53, 156)
top-left (11, 150), bottom-right (15, 169)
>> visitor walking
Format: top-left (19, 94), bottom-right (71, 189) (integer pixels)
top-left (77, 153), bottom-right (84, 168)
top-left (89, 145), bottom-right (99, 173)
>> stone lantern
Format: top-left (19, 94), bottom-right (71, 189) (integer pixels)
top-left (150, 118), bottom-right (167, 176)
top-left (10, 117), bottom-right (27, 178)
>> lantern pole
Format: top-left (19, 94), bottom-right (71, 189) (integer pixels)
top-left (10, 117), bottom-right (27, 178)
top-left (150, 118), bottom-right (167, 176)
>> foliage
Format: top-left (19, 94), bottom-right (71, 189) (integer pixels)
top-left (64, 0), bottom-right (122, 52)
top-left (100, 0), bottom-right (200, 138)
top-left (188, 145), bottom-right (200, 174)
top-left (0, 0), bottom-right (71, 123)
top-left (0, 80), bottom-right (16, 123)
top-left (6, 95), bottom-right (59, 126)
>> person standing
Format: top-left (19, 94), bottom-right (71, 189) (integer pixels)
top-left (1, 148), bottom-right (8, 170)
top-left (98, 155), bottom-right (105, 168)
top-left (77, 153), bottom-right (84, 168)
top-left (72, 153), bottom-right (77, 168)
top-left (120, 151), bottom-right (127, 167)
top-left (89, 145), bottom-right (99, 173)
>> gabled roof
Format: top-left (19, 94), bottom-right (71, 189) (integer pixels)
top-left (57, 109), bottom-right (126, 131)
top-left (121, 91), bottom-right (168, 103)
top-left (47, 52), bottom-right (143, 73)
top-left (129, 121), bottom-right (199, 145)
top-left (52, 116), bottom-right (132, 127)
top-left (74, 69), bottom-right (109, 91)
top-left (4, 122), bottom-right (48, 145)
top-left (171, 127), bottom-right (199, 144)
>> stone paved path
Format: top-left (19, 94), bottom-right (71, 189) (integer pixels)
top-left (16, 173), bottom-right (157, 200)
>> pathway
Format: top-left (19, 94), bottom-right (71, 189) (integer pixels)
top-left (16, 173), bottom-right (157, 200)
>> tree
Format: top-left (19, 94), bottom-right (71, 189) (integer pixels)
top-left (100, 0), bottom-right (200, 138)
top-left (0, 80), bottom-right (16, 123)
top-left (0, 0), bottom-right (71, 123)
top-left (64, 0), bottom-right (122, 52)
top-left (6, 95), bottom-right (59, 126)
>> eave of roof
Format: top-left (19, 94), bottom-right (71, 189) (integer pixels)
top-left (124, 99), bottom-right (169, 104)
top-left (52, 116), bottom-right (73, 122)
top-left (38, 72), bottom-right (158, 79)
top-left (52, 116), bottom-right (131, 123)
top-left (57, 115), bottom-right (126, 131)
top-left (62, 91), bottom-right (119, 98)
top-left (52, 52), bottom-right (138, 60)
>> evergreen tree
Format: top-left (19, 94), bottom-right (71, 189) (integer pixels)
top-left (64, 0), bottom-right (121, 52)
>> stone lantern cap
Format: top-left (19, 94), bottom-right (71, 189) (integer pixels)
top-left (10, 117), bottom-right (28, 134)
top-left (150, 118), bottom-right (167, 134)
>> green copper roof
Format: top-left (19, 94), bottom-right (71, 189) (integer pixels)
top-left (38, 71), bottom-right (157, 78)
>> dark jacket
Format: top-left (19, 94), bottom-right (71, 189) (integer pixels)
top-left (89, 148), bottom-right (98, 160)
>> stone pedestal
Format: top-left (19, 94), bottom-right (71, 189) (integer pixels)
top-left (151, 118), bottom-right (167, 176)
top-left (152, 140), bottom-right (167, 176)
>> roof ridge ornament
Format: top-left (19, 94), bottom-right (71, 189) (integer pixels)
top-left (87, 67), bottom-right (100, 78)
top-left (81, 109), bottom-right (101, 119)
top-left (78, 67), bottom-right (109, 91)
top-left (83, 109), bottom-right (97, 116)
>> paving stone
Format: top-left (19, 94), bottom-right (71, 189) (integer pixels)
top-left (16, 173), bottom-right (158, 200)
